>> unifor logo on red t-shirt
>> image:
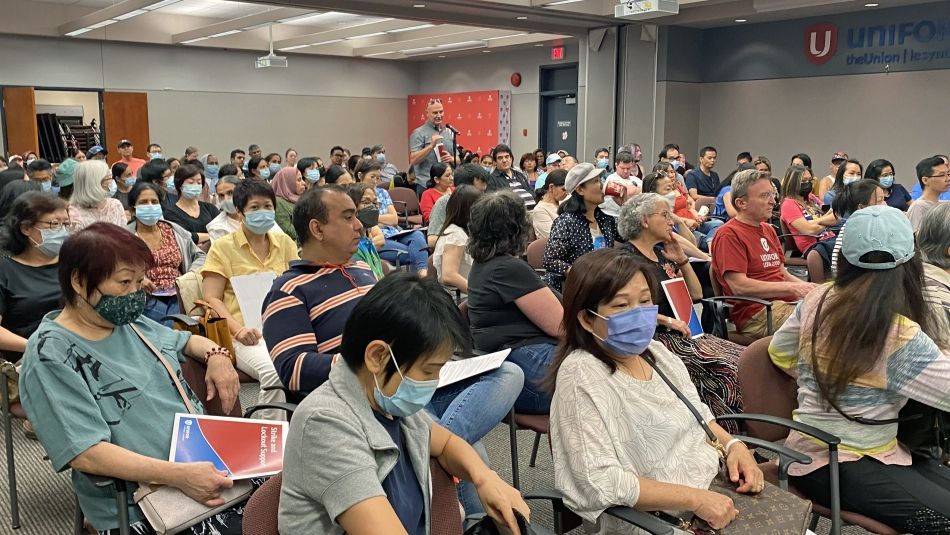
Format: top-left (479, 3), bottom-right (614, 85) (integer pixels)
top-left (760, 237), bottom-right (770, 252)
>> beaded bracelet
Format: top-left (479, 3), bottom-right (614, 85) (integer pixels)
top-left (205, 347), bottom-right (231, 364)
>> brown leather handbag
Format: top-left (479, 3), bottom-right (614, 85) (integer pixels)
top-left (169, 299), bottom-right (236, 365)
top-left (644, 356), bottom-right (812, 535)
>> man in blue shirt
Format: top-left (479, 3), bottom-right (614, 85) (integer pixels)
top-left (685, 146), bottom-right (721, 208)
top-left (911, 154), bottom-right (950, 201)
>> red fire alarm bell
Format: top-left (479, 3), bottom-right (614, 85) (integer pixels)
top-left (510, 72), bottom-right (522, 87)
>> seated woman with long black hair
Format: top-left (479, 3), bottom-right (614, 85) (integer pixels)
top-left (770, 205), bottom-right (950, 533)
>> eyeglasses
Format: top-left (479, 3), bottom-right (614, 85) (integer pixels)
top-left (928, 173), bottom-right (950, 180)
top-left (34, 219), bottom-right (75, 232)
top-left (650, 211), bottom-right (673, 221)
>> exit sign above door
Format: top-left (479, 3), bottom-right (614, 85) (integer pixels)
top-left (551, 46), bottom-right (565, 60)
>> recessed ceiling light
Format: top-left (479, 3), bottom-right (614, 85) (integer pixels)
top-left (864, 2), bottom-right (879, 5)
top-left (413, 3), bottom-right (426, 7)
top-left (438, 55), bottom-right (446, 58)
top-left (534, 43), bottom-right (544, 47)
top-left (482, 50), bottom-right (491, 53)
top-left (734, 18), bottom-right (747, 22)
top-left (517, 16), bottom-right (528, 20)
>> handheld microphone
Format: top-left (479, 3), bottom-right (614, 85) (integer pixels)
top-left (445, 123), bottom-right (460, 136)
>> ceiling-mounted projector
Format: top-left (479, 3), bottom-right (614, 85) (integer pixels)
top-left (256, 53), bottom-right (288, 68)
top-left (615, 0), bottom-right (679, 20)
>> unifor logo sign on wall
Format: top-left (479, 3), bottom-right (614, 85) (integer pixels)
top-left (804, 18), bottom-right (950, 66)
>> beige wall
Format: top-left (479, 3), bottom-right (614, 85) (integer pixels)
top-left (35, 90), bottom-right (101, 125)
top-left (147, 91), bottom-right (407, 168)
top-left (697, 69), bottom-right (950, 187)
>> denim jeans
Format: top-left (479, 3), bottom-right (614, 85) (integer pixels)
top-left (693, 219), bottom-right (724, 252)
top-left (379, 231), bottom-right (429, 273)
top-left (507, 343), bottom-right (556, 414)
top-left (426, 361), bottom-right (524, 518)
top-left (143, 295), bottom-right (179, 327)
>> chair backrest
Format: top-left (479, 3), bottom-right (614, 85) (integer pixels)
top-left (526, 238), bottom-right (547, 271)
top-left (736, 336), bottom-right (799, 441)
top-left (430, 459), bottom-right (463, 535)
top-left (778, 219), bottom-right (802, 256)
top-left (389, 187), bottom-right (422, 214)
top-left (241, 472), bottom-right (282, 535)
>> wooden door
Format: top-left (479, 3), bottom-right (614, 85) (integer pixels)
top-left (102, 91), bottom-right (149, 161)
top-left (3, 87), bottom-right (38, 157)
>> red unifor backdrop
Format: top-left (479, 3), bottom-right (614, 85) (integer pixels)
top-left (407, 90), bottom-right (511, 158)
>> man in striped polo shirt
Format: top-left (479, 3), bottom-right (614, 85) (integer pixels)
top-left (262, 186), bottom-right (376, 394)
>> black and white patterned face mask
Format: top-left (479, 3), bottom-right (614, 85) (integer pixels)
top-left (92, 289), bottom-right (146, 326)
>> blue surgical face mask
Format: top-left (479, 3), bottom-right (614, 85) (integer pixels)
top-left (205, 164), bottom-right (220, 180)
top-left (32, 227), bottom-right (68, 257)
top-left (218, 198), bottom-right (236, 214)
top-left (165, 176), bottom-right (176, 192)
top-left (40, 180), bottom-right (52, 193)
top-left (588, 305), bottom-right (659, 356)
top-left (671, 160), bottom-right (681, 170)
top-left (878, 175), bottom-right (894, 188)
top-left (123, 176), bottom-right (136, 189)
top-left (107, 180), bottom-right (118, 197)
top-left (244, 209), bottom-right (275, 234)
top-left (181, 184), bottom-right (202, 200)
top-left (269, 163), bottom-right (281, 176)
top-left (135, 204), bottom-right (163, 226)
top-left (150, 152), bottom-right (163, 160)
top-left (305, 168), bottom-right (321, 183)
top-left (843, 175), bottom-right (860, 186)
top-left (373, 346), bottom-right (439, 418)
top-left (259, 167), bottom-right (271, 180)
top-left (376, 153), bottom-right (386, 163)
top-left (596, 158), bottom-right (609, 169)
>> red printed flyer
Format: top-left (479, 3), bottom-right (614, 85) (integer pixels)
top-left (169, 414), bottom-right (287, 479)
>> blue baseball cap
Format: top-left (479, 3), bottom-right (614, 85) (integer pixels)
top-left (841, 205), bottom-right (915, 270)
top-left (86, 145), bottom-right (107, 158)
top-left (545, 153), bottom-right (562, 165)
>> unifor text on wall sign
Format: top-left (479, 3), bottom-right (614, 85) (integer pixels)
top-left (805, 18), bottom-right (950, 66)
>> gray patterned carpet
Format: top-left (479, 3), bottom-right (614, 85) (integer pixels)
top-left (0, 385), bottom-right (869, 534)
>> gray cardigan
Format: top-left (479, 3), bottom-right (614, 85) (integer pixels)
top-left (126, 220), bottom-right (206, 274)
top-left (279, 363), bottom-right (434, 534)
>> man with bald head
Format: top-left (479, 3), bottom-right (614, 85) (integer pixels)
top-left (409, 98), bottom-right (458, 184)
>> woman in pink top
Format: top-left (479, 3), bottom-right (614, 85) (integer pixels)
top-left (779, 165), bottom-right (838, 280)
top-left (66, 160), bottom-right (126, 230)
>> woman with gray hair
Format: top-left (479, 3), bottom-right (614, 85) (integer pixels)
top-left (66, 160), bottom-right (126, 230)
top-left (918, 202), bottom-right (950, 348)
top-left (618, 192), bottom-right (745, 429)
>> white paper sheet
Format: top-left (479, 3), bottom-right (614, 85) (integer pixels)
top-left (438, 349), bottom-right (511, 388)
top-left (231, 272), bottom-right (277, 332)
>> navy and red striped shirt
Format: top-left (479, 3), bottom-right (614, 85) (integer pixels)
top-left (262, 260), bottom-right (377, 394)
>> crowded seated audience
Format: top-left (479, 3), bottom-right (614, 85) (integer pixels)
top-left (7, 130), bottom-right (950, 535)
top-left (711, 169), bottom-right (816, 339)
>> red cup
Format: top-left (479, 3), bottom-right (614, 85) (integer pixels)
top-left (603, 180), bottom-right (626, 198)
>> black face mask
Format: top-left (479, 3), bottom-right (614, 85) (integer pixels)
top-left (357, 207), bottom-right (379, 229)
top-left (799, 181), bottom-right (813, 198)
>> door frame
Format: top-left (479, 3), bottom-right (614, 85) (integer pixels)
top-left (538, 62), bottom-right (579, 154)
top-left (0, 86), bottom-right (104, 157)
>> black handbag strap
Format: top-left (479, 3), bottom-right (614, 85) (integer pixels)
top-left (641, 353), bottom-right (719, 446)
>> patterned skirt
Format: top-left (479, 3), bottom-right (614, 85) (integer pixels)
top-left (655, 333), bottom-right (744, 434)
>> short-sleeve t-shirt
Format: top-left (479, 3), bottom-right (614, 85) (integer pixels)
top-left (372, 412), bottom-right (425, 535)
top-left (685, 169), bottom-right (720, 197)
top-left (409, 122), bottom-right (455, 183)
top-left (710, 218), bottom-right (794, 329)
top-left (0, 258), bottom-right (60, 357)
top-left (19, 313), bottom-right (197, 530)
top-left (433, 224), bottom-right (473, 283)
top-left (884, 183), bottom-right (912, 210)
top-left (907, 199), bottom-right (940, 233)
top-left (163, 201), bottom-right (220, 244)
top-left (467, 254), bottom-right (556, 352)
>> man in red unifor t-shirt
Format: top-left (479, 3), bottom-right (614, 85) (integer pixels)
top-left (711, 169), bottom-right (817, 339)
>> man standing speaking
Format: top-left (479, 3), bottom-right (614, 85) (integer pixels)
top-left (409, 98), bottom-right (458, 183)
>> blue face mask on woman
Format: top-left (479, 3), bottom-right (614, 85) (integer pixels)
top-left (588, 305), bottom-right (659, 356)
top-left (259, 168), bottom-right (271, 180)
top-left (305, 168), bottom-right (321, 183)
top-left (269, 163), bottom-right (281, 176)
top-left (878, 175), bottom-right (894, 188)
top-left (181, 184), bottom-right (202, 200)
top-left (244, 209), bottom-right (275, 234)
top-left (135, 204), bottom-right (163, 226)
top-left (373, 346), bottom-right (440, 418)
top-left (205, 164), bottom-right (220, 181)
